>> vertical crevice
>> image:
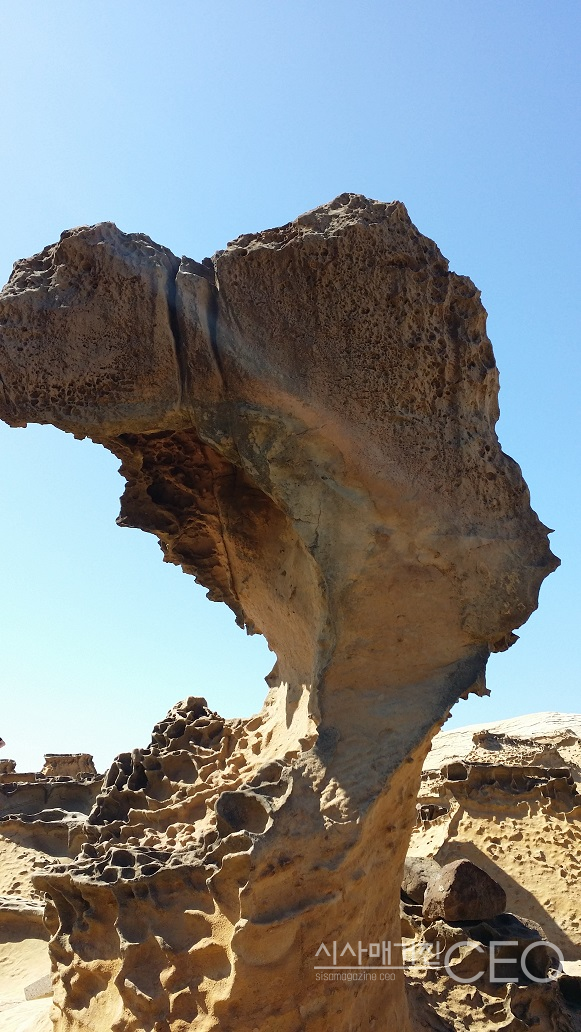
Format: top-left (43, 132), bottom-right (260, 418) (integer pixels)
top-left (166, 256), bottom-right (188, 409)
top-left (202, 258), bottom-right (229, 394)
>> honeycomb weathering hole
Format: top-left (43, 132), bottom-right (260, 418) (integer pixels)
top-left (0, 194), bottom-right (558, 1030)
top-left (216, 791), bottom-right (271, 834)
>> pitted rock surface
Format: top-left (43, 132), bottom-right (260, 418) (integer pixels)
top-left (0, 195), bottom-right (558, 1032)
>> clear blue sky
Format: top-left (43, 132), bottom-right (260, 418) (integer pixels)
top-left (0, 2), bottom-right (579, 772)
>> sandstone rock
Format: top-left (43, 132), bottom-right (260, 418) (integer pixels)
top-left (24, 971), bottom-right (53, 1000)
top-left (41, 753), bottom-right (97, 777)
top-left (0, 762), bottom-right (103, 866)
top-left (409, 717), bottom-right (581, 1027)
top-left (406, 983), bottom-right (456, 1031)
top-left (558, 974), bottom-right (581, 1010)
top-left (0, 759), bottom-right (104, 1032)
top-left (403, 855), bottom-right (442, 903)
top-left (0, 195), bottom-right (558, 1032)
top-left (424, 712), bottom-right (581, 775)
top-left (0, 895), bottom-right (45, 927)
top-left (441, 761), bottom-right (580, 814)
top-left (422, 858), bottom-right (507, 922)
top-left (467, 912), bottom-right (554, 982)
top-left (0, 774), bottom-right (102, 821)
top-left (417, 801), bottom-right (449, 822)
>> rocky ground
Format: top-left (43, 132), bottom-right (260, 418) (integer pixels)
top-left (0, 755), bottom-right (101, 1032)
top-left (1, 714), bottom-right (580, 1031)
top-left (406, 712), bottom-right (581, 1030)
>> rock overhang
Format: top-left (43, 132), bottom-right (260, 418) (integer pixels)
top-left (0, 194), bottom-right (559, 1032)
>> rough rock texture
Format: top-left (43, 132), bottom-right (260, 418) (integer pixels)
top-left (0, 195), bottom-right (558, 1031)
top-left (422, 858), bottom-right (506, 922)
top-left (41, 755), bottom-right (97, 778)
top-left (403, 856), bottom-right (442, 904)
top-left (406, 715), bottom-right (581, 1030)
top-left (0, 759), bottom-right (103, 1031)
top-left (422, 713), bottom-right (581, 776)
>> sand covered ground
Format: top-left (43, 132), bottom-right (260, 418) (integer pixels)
top-left (0, 935), bottom-right (52, 1032)
top-left (0, 839), bottom-right (53, 1031)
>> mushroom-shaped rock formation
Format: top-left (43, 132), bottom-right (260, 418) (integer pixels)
top-left (0, 195), bottom-right (558, 1031)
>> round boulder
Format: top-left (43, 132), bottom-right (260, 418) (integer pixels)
top-left (402, 856), bottom-right (442, 904)
top-left (422, 859), bottom-right (507, 922)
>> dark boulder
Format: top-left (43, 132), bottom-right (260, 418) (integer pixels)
top-left (422, 859), bottom-right (506, 922)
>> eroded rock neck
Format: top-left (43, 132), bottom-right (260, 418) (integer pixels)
top-left (0, 193), bottom-right (558, 1030)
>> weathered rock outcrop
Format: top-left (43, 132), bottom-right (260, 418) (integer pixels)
top-left (0, 759), bottom-right (103, 867)
top-left (0, 195), bottom-right (558, 1031)
top-left (0, 757), bottom-right (103, 1029)
top-left (406, 716), bottom-right (581, 1030)
top-left (42, 754), bottom-right (97, 778)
